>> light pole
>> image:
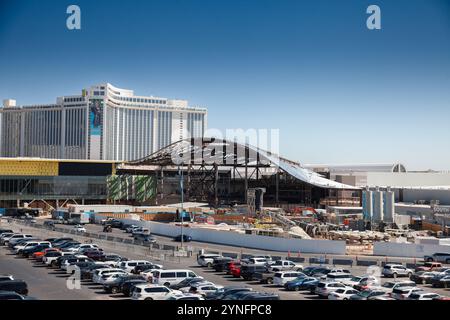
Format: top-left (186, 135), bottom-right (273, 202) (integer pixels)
top-left (179, 165), bottom-right (184, 249)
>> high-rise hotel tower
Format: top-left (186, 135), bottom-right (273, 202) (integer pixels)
top-left (0, 83), bottom-right (207, 161)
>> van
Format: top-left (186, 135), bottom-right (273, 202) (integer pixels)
top-left (151, 269), bottom-right (198, 287)
top-left (119, 260), bottom-right (152, 273)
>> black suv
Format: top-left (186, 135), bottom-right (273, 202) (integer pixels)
top-left (0, 280), bottom-right (28, 295)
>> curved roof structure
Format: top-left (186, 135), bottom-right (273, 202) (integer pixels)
top-left (128, 138), bottom-right (360, 190)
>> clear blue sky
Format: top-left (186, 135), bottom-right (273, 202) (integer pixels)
top-left (1, 0), bottom-right (449, 170)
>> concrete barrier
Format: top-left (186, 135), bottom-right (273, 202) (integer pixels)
top-left (374, 242), bottom-right (450, 258)
top-left (113, 219), bottom-right (346, 255)
top-left (222, 252), bottom-right (238, 259)
top-left (332, 259), bottom-right (353, 267)
top-left (288, 257), bottom-right (306, 263)
top-left (309, 257), bottom-right (330, 265)
top-left (356, 260), bottom-right (378, 267)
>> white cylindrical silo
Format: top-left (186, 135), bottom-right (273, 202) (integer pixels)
top-left (373, 189), bottom-right (384, 223)
top-left (383, 190), bottom-right (395, 223)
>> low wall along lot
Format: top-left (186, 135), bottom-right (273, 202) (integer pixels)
top-left (111, 217), bottom-right (347, 255)
top-left (374, 241), bottom-right (450, 258)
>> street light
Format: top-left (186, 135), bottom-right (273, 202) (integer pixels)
top-left (179, 165), bottom-right (184, 249)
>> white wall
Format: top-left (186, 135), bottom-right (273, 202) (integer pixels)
top-left (374, 241), bottom-right (450, 258)
top-left (114, 218), bottom-right (346, 254)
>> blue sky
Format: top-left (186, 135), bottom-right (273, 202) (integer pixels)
top-left (1, 0), bottom-right (449, 170)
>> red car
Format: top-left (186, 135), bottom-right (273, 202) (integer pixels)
top-left (231, 265), bottom-right (242, 278)
top-left (416, 262), bottom-right (442, 272)
top-left (227, 261), bottom-right (241, 275)
top-left (33, 248), bottom-right (59, 261)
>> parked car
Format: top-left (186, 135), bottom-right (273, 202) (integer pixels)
top-left (226, 261), bottom-right (241, 275)
top-left (167, 293), bottom-right (204, 300)
top-left (73, 224), bottom-right (86, 233)
top-left (103, 254), bottom-right (127, 267)
top-left (173, 235), bottom-right (192, 242)
top-left (92, 268), bottom-right (128, 284)
top-left (150, 269), bottom-right (198, 287)
top-left (328, 287), bottom-right (360, 300)
top-left (184, 283), bottom-right (224, 297)
top-left (240, 265), bottom-right (268, 281)
top-left (349, 289), bottom-right (387, 300)
top-left (0, 280), bottom-right (28, 295)
top-left (197, 254), bottom-right (223, 267)
top-left (119, 260), bottom-right (153, 273)
top-left (125, 225), bottom-right (139, 233)
top-left (132, 263), bottom-right (163, 275)
top-left (32, 248), bottom-right (59, 261)
top-left (171, 277), bottom-right (205, 290)
top-left (121, 279), bottom-right (148, 296)
top-left (0, 291), bottom-right (30, 300)
top-left (131, 284), bottom-right (182, 300)
top-left (0, 275), bottom-right (14, 282)
top-left (424, 252), bottom-right (450, 263)
top-left (244, 257), bottom-right (272, 267)
top-left (240, 292), bottom-right (280, 300)
top-left (268, 260), bottom-right (303, 272)
top-left (231, 265), bottom-right (242, 278)
top-left (375, 280), bottom-right (416, 293)
top-left (6, 234), bottom-right (34, 246)
top-left (410, 271), bottom-right (439, 285)
top-left (391, 287), bottom-right (424, 300)
top-left (431, 275), bottom-right (450, 288)
top-left (345, 275), bottom-right (380, 291)
top-left (61, 256), bottom-right (92, 271)
top-left (284, 276), bottom-right (318, 291)
top-left (407, 292), bottom-right (442, 300)
top-left (212, 257), bottom-right (234, 272)
top-left (382, 264), bottom-right (413, 278)
top-left (325, 272), bottom-right (353, 282)
top-left (64, 243), bottom-right (100, 253)
top-left (416, 262), bottom-right (443, 272)
top-left (21, 243), bottom-right (52, 258)
top-left (273, 271), bottom-right (306, 286)
top-left (314, 281), bottom-right (348, 298)
top-left (205, 286), bottom-right (253, 300)
top-left (133, 233), bottom-right (156, 243)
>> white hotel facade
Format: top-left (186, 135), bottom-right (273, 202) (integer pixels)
top-left (0, 83), bottom-right (207, 161)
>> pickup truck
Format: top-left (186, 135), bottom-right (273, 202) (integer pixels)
top-left (253, 270), bottom-right (277, 284)
top-left (268, 260), bottom-right (303, 272)
top-left (415, 262), bottom-right (443, 272)
top-left (240, 265), bottom-right (268, 281)
top-left (424, 253), bottom-right (450, 264)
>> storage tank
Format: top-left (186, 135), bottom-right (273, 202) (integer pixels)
top-left (373, 189), bottom-right (384, 223)
top-left (362, 189), bottom-right (373, 222)
top-left (383, 189), bottom-right (395, 223)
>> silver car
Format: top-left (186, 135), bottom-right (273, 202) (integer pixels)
top-left (382, 264), bottom-right (413, 278)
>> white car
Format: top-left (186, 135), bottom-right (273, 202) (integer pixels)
top-left (64, 243), bottom-right (99, 253)
top-left (14, 241), bottom-right (51, 254)
top-left (325, 272), bottom-right (353, 282)
top-left (391, 287), bottom-right (424, 300)
top-left (382, 264), bottom-right (413, 278)
top-left (407, 292), bottom-right (442, 300)
top-left (197, 254), bottom-right (222, 267)
top-left (328, 288), bottom-right (360, 300)
top-left (184, 284), bottom-right (223, 297)
top-left (98, 271), bottom-right (130, 285)
top-left (315, 281), bottom-right (348, 298)
top-left (92, 268), bottom-right (126, 283)
top-left (43, 251), bottom-right (72, 266)
top-left (273, 271), bottom-right (305, 286)
top-left (340, 275), bottom-right (379, 289)
top-left (73, 225), bottom-right (86, 232)
top-left (167, 293), bottom-right (205, 300)
top-left (131, 284), bottom-right (182, 300)
top-left (179, 281), bottom-right (214, 293)
top-left (60, 255), bottom-right (90, 270)
top-left (268, 260), bottom-right (303, 272)
top-left (373, 280), bottom-right (416, 293)
top-left (119, 260), bottom-right (153, 273)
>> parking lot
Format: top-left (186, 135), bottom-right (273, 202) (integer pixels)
top-left (1, 218), bottom-right (449, 300)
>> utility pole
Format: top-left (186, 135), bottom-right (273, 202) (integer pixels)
top-left (179, 165), bottom-right (184, 249)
